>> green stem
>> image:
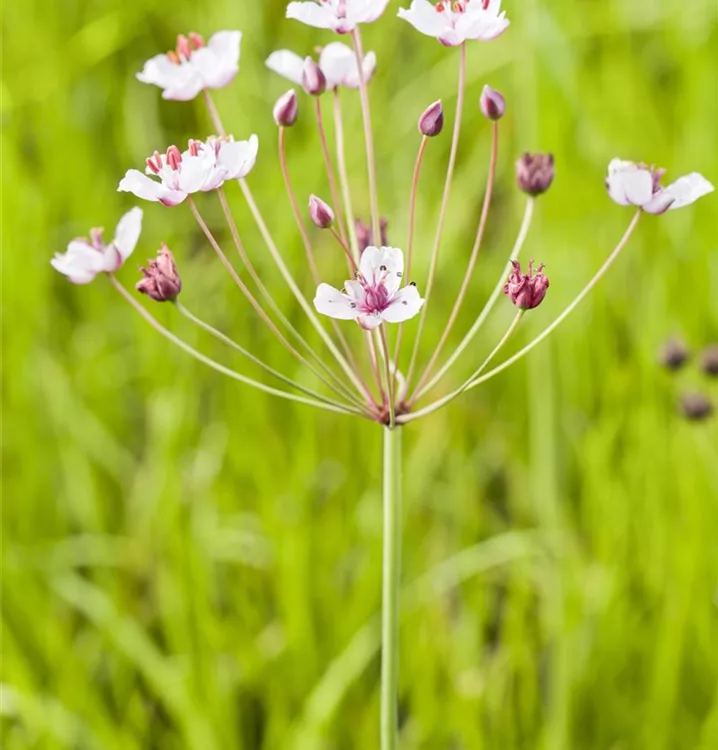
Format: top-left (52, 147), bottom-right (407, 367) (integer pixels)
top-left (381, 425), bottom-right (402, 750)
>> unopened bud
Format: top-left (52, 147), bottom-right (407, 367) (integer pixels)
top-left (680, 392), bottom-right (714, 422)
top-left (355, 217), bottom-right (389, 253)
top-left (516, 153), bottom-right (555, 196)
top-left (273, 89), bottom-right (299, 127)
top-left (136, 245), bottom-right (182, 302)
top-left (418, 100), bottom-right (444, 137)
top-left (659, 337), bottom-right (689, 371)
top-left (480, 85), bottom-right (506, 121)
top-left (700, 344), bottom-right (718, 377)
top-left (503, 260), bottom-right (549, 310)
top-left (302, 57), bottom-right (326, 96)
top-left (309, 195), bottom-right (334, 229)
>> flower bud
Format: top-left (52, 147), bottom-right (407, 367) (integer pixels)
top-left (700, 344), bottom-right (718, 377)
top-left (302, 57), bottom-right (326, 96)
top-left (516, 153), bottom-right (555, 196)
top-left (309, 195), bottom-right (335, 229)
top-left (136, 245), bottom-right (182, 302)
top-left (273, 89), bottom-right (298, 127)
top-left (480, 85), bottom-right (506, 121)
top-left (503, 260), bottom-right (549, 310)
top-left (680, 392), bottom-right (714, 422)
top-left (418, 100), bottom-right (444, 137)
top-left (659, 337), bottom-right (689, 371)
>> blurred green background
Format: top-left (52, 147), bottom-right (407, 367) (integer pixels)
top-left (2, 0), bottom-right (718, 748)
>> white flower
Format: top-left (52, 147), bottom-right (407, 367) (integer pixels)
top-left (286, 0), bottom-right (391, 34)
top-left (118, 136), bottom-right (259, 206)
top-left (398, 0), bottom-right (509, 46)
top-left (606, 159), bottom-right (714, 214)
top-left (266, 43), bottom-right (376, 90)
top-left (137, 31), bottom-right (241, 101)
top-left (314, 246), bottom-right (424, 330)
top-left (51, 208), bottom-right (143, 284)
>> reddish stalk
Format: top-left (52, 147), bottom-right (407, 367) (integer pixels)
top-left (315, 97), bottom-right (348, 247)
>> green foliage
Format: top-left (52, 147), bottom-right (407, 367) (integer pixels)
top-left (2, 1), bottom-right (717, 748)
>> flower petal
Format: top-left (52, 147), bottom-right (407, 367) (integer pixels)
top-left (664, 172), bottom-right (715, 210)
top-left (357, 312), bottom-right (383, 330)
top-left (51, 241), bottom-right (105, 284)
top-left (398, 1), bottom-right (447, 38)
top-left (266, 50), bottom-right (305, 85)
top-left (112, 207), bottom-right (143, 262)
top-left (349, 0), bottom-right (391, 24)
top-left (621, 169), bottom-right (654, 206)
top-left (118, 170), bottom-right (186, 206)
top-left (314, 283), bottom-right (359, 320)
top-left (217, 135), bottom-right (259, 181)
top-left (177, 151), bottom-right (217, 193)
top-left (381, 285), bottom-right (425, 323)
top-left (286, 1), bottom-right (338, 29)
top-left (359, 246), bottom-right (404, 289)
top-left (642, 190), bottom-right (675, 215)
top-left (192, 31), bottom-right (242, 89)
top-left (319, 43), bottom-right (356, 89)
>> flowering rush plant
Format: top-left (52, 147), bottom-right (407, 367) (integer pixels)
top-left (53, 1), bottom-right (713, 746)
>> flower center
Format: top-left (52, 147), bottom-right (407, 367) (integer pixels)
top-left (167, 32), bottom-right (205, 65)
top-left (146, 145), bottom-right (183, 174)
top-left (434, 0), bottom-right (490, 10)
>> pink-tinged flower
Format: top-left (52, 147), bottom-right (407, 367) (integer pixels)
top-left (118, 135), bottom-right (259, 206)
top-left (266, 43), bottom-right (376, 91)
top-left (286, 0), bottom-right (391, 33)
top-left (51, 208), bottom-right (143, 284)
top-left (137, 31), bottom-right (241, 101)
top-left (136, 245), bottom-right (182, 302)
top-left (273, 89), bottom-right (299, 126)
top-left (314, 246), bottom-right (424, 329)
top-left (398, 0), bottom-right (509, 46)
top-left (479, 84), bottom-right (505, 120)
top-left (503, 260), bottom-right (549, 310)
top-left (606, 159), bottom-right (714, 214)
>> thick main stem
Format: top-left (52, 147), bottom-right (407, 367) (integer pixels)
top-left (381, 426), bottom-right (402, 750)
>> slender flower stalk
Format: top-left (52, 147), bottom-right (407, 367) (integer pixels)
top-left (332, 90), bottom-right (360, 261)
top-left (379, 326), bottom-right (396, 427)
top-left (315, 98), bottom-right (349, 247)
top-left (190, 196), bottom-right (362, 406)
top-left (278, 128), bottom-right (321, 282)
top-left (404, 42), bottom-right (467, 391)
top-left (381, 425), bottom-right (402, 749)
top-left (392, 134), bottom-right (429, 376)
top-left (402, 210), bottom-right (643, 422)
top-left (351, 27), bottom-right (381, 245)
top-left (417, 197), bottom-right (535, 399)
top-left (410, 118), bottom-right (500, 403)
top-left (330, 227), bottom-right (359, 273)
top-left (110, 275), bottom-right (362, 416)
top-left (176, 301), bottom-right (369, 413)
top-left (399, 309), bottom-right (525, 423)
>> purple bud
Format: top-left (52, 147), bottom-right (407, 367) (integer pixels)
top-left (659, 337), bottom-right (689, 371)
top-left (680, 392), bottom-right (714, 422)
top-left (480, 85), bottom-right (506, 121)
top-left (503, 260), bottom-right (549, 310)
top-left (418, 100), bottom-right (444, 137)
top-left (136, 245), bottom-right (182, 302)
top-left (273, 89), bottom-right (298, 127)
top-left (302, 57), bottom-right (326, 96)
top-left (309, 195), bottom-right (335, 229)
top-left (516, 153), bottom-right (555, 196)
top-left (700, 344), bottom-right (718, 377)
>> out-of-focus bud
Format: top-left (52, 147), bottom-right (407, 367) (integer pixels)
top-left (680, 392), bottom-right (714, 422)
top-left (302, 57), bottom-right (326, 96)
top-left (659, 337), bottom-right (689, 371)
top-left (516, 153), bottom-right (555, 196)
top-left (309, 195), bottom-right (335, 229)
top-left (700, 344), bottom-right (718, 377)
top-left (480, 85), bottom-right (506, 121)
top-left (355, 218), bottom-right (389, 253)
top-left (273, 89), bottom-right (298, 127)
top-left (418, 100), bottom-right (444, 137)
top-left (503, 260), bottom-right (549, 310)
top-left (136, 245), bottom-right (182, 302)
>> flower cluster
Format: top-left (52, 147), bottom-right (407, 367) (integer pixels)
top-left (52, 2), bottom-right (714, 430)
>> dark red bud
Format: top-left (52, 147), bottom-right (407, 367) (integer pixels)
top-left (480, 85), bottom-right (506, 121)
top-left (309, 195), bottom-right (335, 228)
top-left (273, 89), bottom-right (299, 127)
top-left (136, 245), bottom-right (182, 302)
top-left (302, 57), bottom-right (326, 96)
top-left (418, 100), bottom-right (444, 137)
top-left (516, 153), bottom-right (555, 196)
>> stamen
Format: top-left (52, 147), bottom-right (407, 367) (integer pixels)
top-left (90, 227), bottom-right (104, 249)
top-left (482, 0), bottom-right (491, 8)
top-left (188, 139), bottom-right (200, 157)
top-left (146, 150), bottom-right (163, 174)
top-left (167, 50), bottom-right (180, 65)
top-left (176, 34), bottom-right (191, 59)
top-left (166, 145), bottom-right (182, 171)
top-left (188, 32), bottom-right (205, 50)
